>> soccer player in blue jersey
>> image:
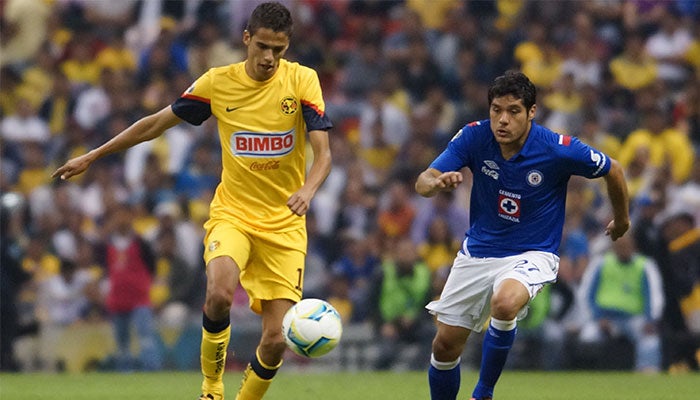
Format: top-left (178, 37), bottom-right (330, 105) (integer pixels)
top-left (53, 3), bottom-right (333, 399)
top-left (415, 70), bottom-right (630, 400)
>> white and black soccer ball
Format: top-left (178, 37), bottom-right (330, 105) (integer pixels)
top-left (282, 298), bottom-right (342, 358)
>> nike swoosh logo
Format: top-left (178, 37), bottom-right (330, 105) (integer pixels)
top-left (226, 106), bottom-right (241, 112)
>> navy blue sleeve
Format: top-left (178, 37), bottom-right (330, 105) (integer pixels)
top-left (302, 101), bottom-right (333, 131)
top-left (171, 97), bottom-right (212, 126)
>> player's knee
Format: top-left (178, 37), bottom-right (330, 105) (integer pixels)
top-left (205, 286), bottom-right (234, 315)
top-left (432, 335), bottom-right (462, 360)
top-left (490, 294), bottom-right (521, 320)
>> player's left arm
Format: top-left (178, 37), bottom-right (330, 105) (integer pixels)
top-left (287, 129), bottom-right (331, 216)
top-left (602, 158), bottom-right (630, 241)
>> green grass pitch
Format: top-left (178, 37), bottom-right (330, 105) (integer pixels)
top-left (1, 370), bottom-right (697, 399)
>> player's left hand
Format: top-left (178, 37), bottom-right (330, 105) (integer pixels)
top-left (287, 189), bottom-right (313, 216)
top-left (605, 218), bottom-right (630, 241)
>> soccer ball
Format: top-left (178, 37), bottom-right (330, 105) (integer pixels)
top-left (282, 298), bottom-right (342, 358)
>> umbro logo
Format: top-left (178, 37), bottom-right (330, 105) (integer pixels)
top-left (226, 106), bottom-right (242, 112)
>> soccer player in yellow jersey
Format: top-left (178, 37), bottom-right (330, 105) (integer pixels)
top-left (52, 3), bottom-right (333, 399)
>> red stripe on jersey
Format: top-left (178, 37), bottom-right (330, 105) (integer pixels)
top-left (467, 121), bottom-right (479, 127)
top-left (181, 93), bottom-right (211, 104)
top-left (559, 135), bottom-right (571, 146)
top-left (301, 99), bottom-right (324, 117)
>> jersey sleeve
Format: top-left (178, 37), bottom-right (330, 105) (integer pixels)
top-left (564, 135), bottom-right (611, 178)
top-left (429, 123), bottom-right (478, 172)
top-left (298, 67), bottom-right (333, 131)
top-left (171, 70), bottom-right (213, 126)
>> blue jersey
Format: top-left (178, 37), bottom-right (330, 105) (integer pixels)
top-left (430, 119), bottom-right (611, 258)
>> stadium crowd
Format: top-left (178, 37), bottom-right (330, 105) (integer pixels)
top-left (1, 0), bottom-right (699, 374)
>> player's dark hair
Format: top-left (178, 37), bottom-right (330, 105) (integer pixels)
top-left (488, 70), bottom-right (537, 111)
top-left (246, 2), bottom-right (293, 37)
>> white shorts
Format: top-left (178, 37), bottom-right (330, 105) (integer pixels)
top-left (426, 250), bottom-right (559, 332)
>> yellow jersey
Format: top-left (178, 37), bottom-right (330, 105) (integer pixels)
top-left (172, 59), bottom-right (332, 232)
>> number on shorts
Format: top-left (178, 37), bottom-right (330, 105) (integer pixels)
top-left (295, 268), bottom-right (303, 290)
top-left (514, 259), bottom-right (540, 272)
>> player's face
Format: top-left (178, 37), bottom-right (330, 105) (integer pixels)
top-left (489, 94), bottom-right (536, 151)
top-left (243, 28), bottom-right (290, 81)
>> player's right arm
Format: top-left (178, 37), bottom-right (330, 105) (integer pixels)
top-left (602, 158), bottom-right (630, 241)
top-left (415, 168), bottom-right (463, 197)
top-left (52, 106), bottom-right (182, 180)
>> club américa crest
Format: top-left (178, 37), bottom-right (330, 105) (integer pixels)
top-left (280, 97), bottom-right (298, 115)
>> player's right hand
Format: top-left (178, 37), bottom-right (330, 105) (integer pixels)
top-left (435, 171), bottom-right (463, 190)
top-left (51, 153), bottom-right (94, 180)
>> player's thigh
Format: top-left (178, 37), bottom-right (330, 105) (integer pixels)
top-left (203, 218), bottom-right (252, 274)
top-left (426, 252), bottom-right (497, 331)
top-left (494, 251), bottom-right (559, 300)
top-left (203, 220), bottom-right (250, 298)
top-left (243, 228), bottom-right (307, 313)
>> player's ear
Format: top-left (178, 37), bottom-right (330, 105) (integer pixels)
top-left (243, 30), bottom-right (251, 46)
top-left (528, 104), bottom-right (537, 121)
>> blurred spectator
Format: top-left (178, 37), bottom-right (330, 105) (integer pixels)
top-left (36, 258), bottom-right (95, 371)
top-left (0, 93), bottom-right (50, 145)
top-left (332, 176), bottom-right (377, 247)
top-left (576, 112), bottom-right (621, 160)
top-left (98, 203), bottom-right (162, 371)
top-left (79, 160), bottom-right (130, 221)
top-left (474, 30), bottom-right (512, 84)
top-left (412, 85), bottom-right (458, 141)
top-left (411, 190), bottom-right (468, 246)
top-left (608, 30), bottom-right (658, 92)
top-left (188, 22), bottom-right (244, 78)
top-left (377, 179), bottom-right (417, 243)
top-left (644, 7), bottom-right (693, 89)
top-left (558, 178), bottom-right (594, 288)
top-left (660, 212), bottom-right (700, 372)
top-left (302, 212), bottom-right (331, 300)
top-left (149, 226), bottom-right (198, 311)
top-left (14, 233), bottom-right (60, 370)
top-left (542, 73), bottom-right (584, 134)
top-left (631, 190), bottom-right (667, 262)
top-left (0, 0), bottom-right (51, 69)
top-left (38, 70), bottom-right (77, 144)
top-left (358, 87), bottom-right (409, 185)
top-left (94, 29), bottom-right (138, 74)
top-left (59, 30), bottom-right (103, 90)
top-left (136, 16), bottom-right (188, 86)
top-left (674, 82), bottom-right (700, 149)
top-left (0, 194), bottom-right (31, 371)
top-left (369, 236), bottom-right (433, 370)
top-left (417, 216), bottom-right (461, 274)
top-left (172, 140), bottom-right (220, 200)
top-left (513, 20), bottom-right (547, 69)
top-left (396, 35), bottom-right (443, 103)
top-left (146, 200), bottom-right (203, 272)
top-left (337, 35), bottom-right (386, 103)
top-left (578, 235), bottom-right (665, 372)
top-left (405, 0), bottom-right (460, 34)
top-left (73, 68), bottom-right (129, 133)
top-left (14, 142), bottom-right (52, 197)
top-left (330, 232), bottom-right (381, 323)
top-left (383, 6), bottom-right (438, 67)
top-left (667, 159), bottom-right (700, 227)
top-left (0, 66), bottom-right (23, 117)
top-left (617, 106), bottom-right (695, 185)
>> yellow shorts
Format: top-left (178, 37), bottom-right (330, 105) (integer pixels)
top-left (203, 218), bottom-right (307, 314)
